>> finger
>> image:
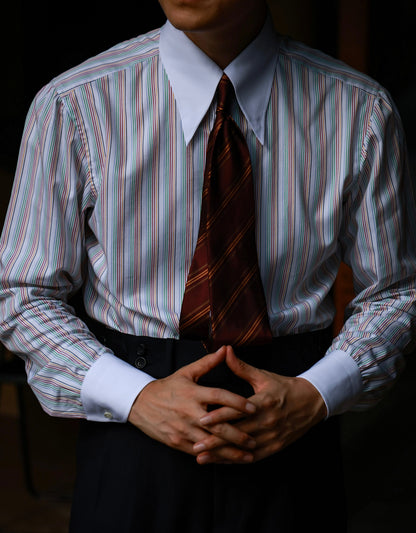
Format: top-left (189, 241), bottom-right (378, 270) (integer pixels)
top-left (200, 412), bottom-right (262, 443)
top-left (198, 385), bottom-right (256, 416)
top-left (180, 346), bottom-right (227, 381)
top-left (225, 346), bottom-right (263, 387)
top-left (196, 429), bottom-right (287, 464)
top-left (197, 446), bottom-right (254, 465)
top-left (199, 405), bottom-right (249, 425)
top-left (194, 423), bottom-right (256, 453)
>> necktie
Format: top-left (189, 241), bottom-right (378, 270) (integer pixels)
top-left (179, 74), bottom-right (272, 351)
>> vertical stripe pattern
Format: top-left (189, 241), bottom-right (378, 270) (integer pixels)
top-left (0, 27), bottom-right (415, 416)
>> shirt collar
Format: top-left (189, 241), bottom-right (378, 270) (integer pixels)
top-left (159, 15), bottom-right (280, 145)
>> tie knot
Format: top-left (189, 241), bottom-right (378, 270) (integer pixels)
top-left (216, 74), bottom-right (233, 117)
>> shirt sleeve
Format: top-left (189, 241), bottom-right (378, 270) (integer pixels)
top-left (319, 90), bottom-right (416, 414)
top-left (298, 349), bottom-right (363, 417)
top-left (0, 83), bottom-right (150, 421)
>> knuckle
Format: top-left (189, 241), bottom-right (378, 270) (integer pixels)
top-left (238, 435), bottom-right (249, 446)
top-left (167, 433), bottom-right (183, 448)
top-left (262, 393), bottom-right (277, 410)
top-left (262, 413), bottom-right (277, 430)
top-left (213, 422), bottom-right (226, 434)
top-left (228, 448), bottom-right (247, 462)
top-left (166, 422), bottom-right (189, 449)
top-left (236, 358), bottom-right (247, 372)
top-left (239, 433), bottom-right (254, 447)
top-left (210, 388), bottom-right (223, 403)
top-left (273, 439), bottom-right (286, 453)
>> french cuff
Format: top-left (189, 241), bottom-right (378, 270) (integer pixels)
top-left (81, 352), bottom-right (155, 423)
top-left (298, 350), bottom-right (363, 417)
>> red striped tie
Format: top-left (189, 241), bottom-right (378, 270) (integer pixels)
top-left (179, 74), bottom-right (272, 351)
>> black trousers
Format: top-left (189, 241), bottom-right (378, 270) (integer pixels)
top-left (69, 326), bottom-right (347, 533)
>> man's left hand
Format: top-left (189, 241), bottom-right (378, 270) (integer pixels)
top-left (193, 346), bottom-right (327, 464)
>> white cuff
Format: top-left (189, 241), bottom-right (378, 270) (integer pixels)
top-left (81, 352), bottom-right (156, 422)
top-left (298, 350), bottom-right (363, 417)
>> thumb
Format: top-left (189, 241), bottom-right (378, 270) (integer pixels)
top-left (225, 346), bottom-right (263, 387)
top-left (180, 345), bottom-right (227, 381)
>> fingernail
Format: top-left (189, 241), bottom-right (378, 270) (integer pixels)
top-left (200, 414), bottom-right (213, 425)
top-left (247, 439), bottom-right (257, 449)
top-left (245, 402), bottom-right (256, 413)
top-left (193, 442), bottom-right (206, 453)
top-left (198, 454), bottom-right (210, 465)
top-left (243, 454), bottom-right (253, 463)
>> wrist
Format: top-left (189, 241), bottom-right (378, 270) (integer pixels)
top-left (295, 377), bottom-right (328, 421)
top-left (127, 379), bottom-right (157, 427)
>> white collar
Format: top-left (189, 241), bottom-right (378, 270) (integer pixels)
top-left (159, 16), bottom-right (280, 145)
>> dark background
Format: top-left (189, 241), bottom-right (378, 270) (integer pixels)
top-left (1, 1), bottom-right (415, 531)
top-left (1, 0), bottom-right (415, 198)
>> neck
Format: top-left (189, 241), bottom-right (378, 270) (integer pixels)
top-left (184, 7), bottom-right (267, 69)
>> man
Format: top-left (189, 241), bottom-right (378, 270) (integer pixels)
top-left (1, 0), bottom-right (415, 531)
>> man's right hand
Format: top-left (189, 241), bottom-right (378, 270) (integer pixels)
top-left (128, 346), bottom-right (257, 459)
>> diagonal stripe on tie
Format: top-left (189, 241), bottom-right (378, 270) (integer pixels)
top-left (179, 74), bottom-right (272, 350)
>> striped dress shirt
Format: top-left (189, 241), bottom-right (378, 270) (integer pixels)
top-left (0, 18), bottom-right (415, 422)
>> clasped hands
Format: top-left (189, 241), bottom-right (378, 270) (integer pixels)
top-left (128, 346), bottom-right (327, 464)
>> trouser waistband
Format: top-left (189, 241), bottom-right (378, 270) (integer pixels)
top-left (87, 319), bottom-right (333, 394)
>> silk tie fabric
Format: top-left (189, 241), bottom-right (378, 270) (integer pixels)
top-left (179, 74), bottom-right (272, 351)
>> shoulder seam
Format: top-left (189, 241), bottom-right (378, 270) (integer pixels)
top-left (278, 39), bottom-right (382, 98)
top-left (50, 30), bottom-right (161, 97)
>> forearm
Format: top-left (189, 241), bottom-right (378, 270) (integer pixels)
top-left (0, 287), bottom-right (152, 420)
top-left (328, 283), bottom-right (416, 409)
top-left (301, 279), bottom-right (416, 415)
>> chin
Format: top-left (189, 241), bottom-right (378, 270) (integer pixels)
top-left (166, 14), bottom-right (212, 33)
top-left (159, 1), bottom-right (220, 32)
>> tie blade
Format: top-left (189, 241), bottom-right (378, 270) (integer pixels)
top-left (179, 76), bottom-right (272, 347)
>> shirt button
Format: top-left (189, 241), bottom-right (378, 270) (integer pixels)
top-left (134, 356), bottom-right (147, 370)
top-left (104, 410), bottom-right (113, 420)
